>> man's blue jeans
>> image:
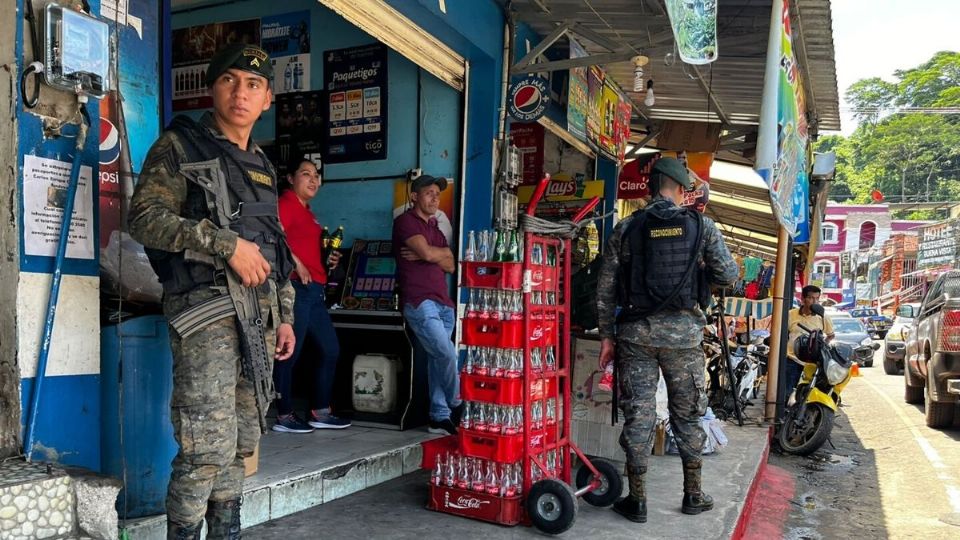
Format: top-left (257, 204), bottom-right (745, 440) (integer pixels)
top-left (403, 300), bottom-right (460, 421)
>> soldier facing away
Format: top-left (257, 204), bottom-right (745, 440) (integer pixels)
top-left (128, 44), bottom-right (297, 539)
top-left (596, 157), bottom-right (738, 523)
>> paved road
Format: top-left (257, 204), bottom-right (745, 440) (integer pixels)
top-left (767, 349), bottom-right (960, 540)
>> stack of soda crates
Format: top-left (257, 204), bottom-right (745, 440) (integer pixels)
top-left (428, 233), bottom-right (565, 526)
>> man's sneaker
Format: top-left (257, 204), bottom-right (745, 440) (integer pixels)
top-left (272, 414), bottom-right (314, 434)
top-left (308, 411), bottom-right (351, 429)
top-left (450, 402), bottom-right (466, 426)
top-left (428, 418), bottom-right (458, 436)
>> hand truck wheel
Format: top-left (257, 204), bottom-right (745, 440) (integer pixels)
top-left (526, 479), bottom-right (578, 535)
top-left (574, 458), bottom-right (622, 507)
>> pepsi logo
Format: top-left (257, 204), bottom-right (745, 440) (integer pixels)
top-left (99, 118), bottom-right (121, 165)
top-left (508, 76), bottom-right (549, 122)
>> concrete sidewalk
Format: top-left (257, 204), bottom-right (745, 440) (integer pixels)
top-left (247, 423), bottom-right (770, 539)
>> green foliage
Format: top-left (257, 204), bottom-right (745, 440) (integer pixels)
top-left (818, 51), bottom-right (960, 209)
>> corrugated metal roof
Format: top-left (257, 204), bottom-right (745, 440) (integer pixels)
top-left (510, 0), bottom-right (841, 151)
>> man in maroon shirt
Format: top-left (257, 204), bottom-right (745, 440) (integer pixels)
top-left (393, 175), bottom-right (461, 435)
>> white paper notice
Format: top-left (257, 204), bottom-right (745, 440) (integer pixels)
top-left (23, 155), bottom-right (95, 260)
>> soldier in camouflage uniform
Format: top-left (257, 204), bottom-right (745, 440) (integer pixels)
top-left (128, 44), bottom-right (296, 540)
top-left (596, 157), bottom-right (738, 523)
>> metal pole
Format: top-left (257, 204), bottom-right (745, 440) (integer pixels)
top-left (764, 225), bottom-right (791, 422)
top-left (25, 106), bottom-right (89, 461)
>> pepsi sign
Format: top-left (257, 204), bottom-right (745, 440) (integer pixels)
top-left (99, 117), bottom-right (122, 165)
top-left (508, 76), bottom-right (549, 122)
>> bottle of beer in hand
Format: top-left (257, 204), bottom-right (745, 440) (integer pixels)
top-left (321, 226), bottom-right (331, 249)
top-left (327, 226), bottom-right (344, 273)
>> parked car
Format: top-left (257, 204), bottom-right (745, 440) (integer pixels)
top-left (883, 302), bottom-right (921, 375)
top-left (903, 271), bottom-right (960, 429)
top-left (830, 317), bottom-right (880, 367)
top-left (850, 307), bottom-right (892, 339)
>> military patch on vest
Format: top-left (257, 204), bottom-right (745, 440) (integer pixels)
top-left (247, 170), bottom-right (273, 187)
top-left (648, 226), bottom-right (685, 239)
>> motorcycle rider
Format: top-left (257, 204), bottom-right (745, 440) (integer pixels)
top-left (786, 285), bottom-right (835, 394)
top-left (597, 157), bottom-right (738, 523)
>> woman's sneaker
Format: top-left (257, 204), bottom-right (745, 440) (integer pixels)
top-left (272, 414), bottom-right (314, 434)
top-left (309, 411), bottom-right (351, 429)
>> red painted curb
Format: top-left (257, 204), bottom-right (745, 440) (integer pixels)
top-left (730, 426), bottom-right (772, 540)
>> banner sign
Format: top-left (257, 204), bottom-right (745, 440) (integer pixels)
top-left (617, 151), bottom-right (714, 210)
top-left (917, 220), bottom-right (960, 268)
top-left (323, 43), bottom-right (388, 164)
top-left (171, 18), bottom-right (261, 111)
top-left (755, 0), bottom-right (809, 237)
top-left (509, 122), bottom-right (545, 186)
top-left (508, 76), bottom-right (550, 122)
top-left (261, 11), bottom-right (312, 96)
top-left (586, 66), bottom-right (604, 151)
top-left (275, 90), bottom-right (325, 176)
top-left (566, 39), bottom-right (589, 142)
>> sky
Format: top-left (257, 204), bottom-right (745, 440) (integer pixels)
top-left (829, 0), bottom-right (960, 135)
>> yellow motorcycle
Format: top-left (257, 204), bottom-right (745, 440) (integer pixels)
top-left (777, 321), bottom-right (854, 455)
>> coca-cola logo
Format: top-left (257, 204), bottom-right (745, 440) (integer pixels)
top-left (533, 270), bottom-right (544, 282)
top-left (446, 495), bottom-right (491, 510)
top-left (546, 181), bottom-right (576, 197)
top-left (531, 327), bottom-right (544, 340)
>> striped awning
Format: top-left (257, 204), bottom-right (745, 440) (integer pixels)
top-left (724, 297), bottom-right (776, 319)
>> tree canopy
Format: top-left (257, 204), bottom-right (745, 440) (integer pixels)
top-left (815, 51), bottom-right (960, 219)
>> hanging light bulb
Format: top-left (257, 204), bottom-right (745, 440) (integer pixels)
top-left (632, 55), bottom-right (649, 92)
top-left (644, 79), bottom-right (655, 107)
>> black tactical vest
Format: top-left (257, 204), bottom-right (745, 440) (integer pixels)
top-left (145, 115), bottom-right (294, 294)
top-left (618, 199), bottom-right (706, 322)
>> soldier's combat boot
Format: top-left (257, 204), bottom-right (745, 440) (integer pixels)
top-left (681, 461), bottom-right (714, 515)
top-left (206, 499), bottom-right (242, 539)
top-left (166, 519), bottom-right (202, 540)
top-left (612, 466), bottom-right (647, 523)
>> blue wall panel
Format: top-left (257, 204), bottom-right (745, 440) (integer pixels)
top-left (20, 375), bottom-right (101, 470)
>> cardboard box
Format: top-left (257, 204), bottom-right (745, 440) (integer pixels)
top-left (243, 443), bottom-right (259, 477)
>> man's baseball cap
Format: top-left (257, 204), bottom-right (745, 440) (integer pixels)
top-left (411, 174), bottom-right (448, 192)
top-left (652, 157), bottom-right (694, 189)
top-left (205, 43), bottom-right (273, 86)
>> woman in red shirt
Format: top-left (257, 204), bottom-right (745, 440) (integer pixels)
top-left (274, 158), bottom-right (350, 433)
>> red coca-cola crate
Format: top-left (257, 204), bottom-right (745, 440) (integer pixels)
top-left (461, 261), bottom-right (523, 290)
top-left (525, 265), bottom-right (557, 293)
top-left (462, 319), bottom-right (524, 348)
top-left (428, 484), bottom-right (522, 526)
top-left (420, 435), bottom-right (459, 470)
top-left (527, 320), bottom-right (556, 347)
top-left (460, 428), bottom-right (550, 463)
top-left (461, 374), bottom-right (523, 404)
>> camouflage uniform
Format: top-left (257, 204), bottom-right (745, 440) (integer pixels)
top-left (128, 114), bottom-right (295, 529)
top-left (597, 196), bottom-right (738, 472)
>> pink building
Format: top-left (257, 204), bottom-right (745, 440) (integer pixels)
top-left (813, 204), bottom-right (926, 303)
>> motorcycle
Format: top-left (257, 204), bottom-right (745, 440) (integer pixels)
top-left (777, 316), bottom-right (854, 456)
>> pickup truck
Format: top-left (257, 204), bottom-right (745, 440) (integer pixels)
top-left (903, 271), bottom-right (960, 428)
top-left (849, 307), bottom-right (892, 339)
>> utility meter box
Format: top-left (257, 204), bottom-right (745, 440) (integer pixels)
top-left (352, 354), bottom-right (399, 414)
top-left (44, 4), bottom-right (111, 97)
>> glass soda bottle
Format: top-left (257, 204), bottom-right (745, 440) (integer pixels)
top-left (485, 461), bottom-right (499, 495)
top-left (460, 401), bottom-right (472, 430)
top-left (500, 464), bottom-right (513, 497)
top-left (445, 452), bottom-right (456, 487)
top-left (488, 405), bottom-right (502, 433)
top-left (456, 456), bottom-right (469, 489)
top-left (507, 229), bottom-right (520, 262)
top-left (493, 229), bottom-right (507, 262)
top-left (471, 459), bottom-right (485, 492)
top-left (465, 230), bottom-right (477, 262)
top-left (513, 463), bottom-right (523, 495)
top-left (432, 454), bottom-right (443, 486)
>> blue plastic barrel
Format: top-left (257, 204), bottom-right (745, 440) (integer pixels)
top-left (101, 315), bottom-right (178, 518)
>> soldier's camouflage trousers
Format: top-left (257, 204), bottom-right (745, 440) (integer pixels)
top-left (617, 342), bottom-right (708, 470)
top-left (165, 309), bottom-right (276, 527)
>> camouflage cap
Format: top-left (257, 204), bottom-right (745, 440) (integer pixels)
top-left (652, 157), bottom-right (694, 189)
top-left (205, 43), bottom-right (273, 86)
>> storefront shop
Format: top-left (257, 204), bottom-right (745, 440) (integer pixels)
top-left (2, 0), bottom-right (841, 536)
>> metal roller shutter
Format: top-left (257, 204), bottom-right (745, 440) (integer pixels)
top-left (319, 0), bottom-right (466, 91)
